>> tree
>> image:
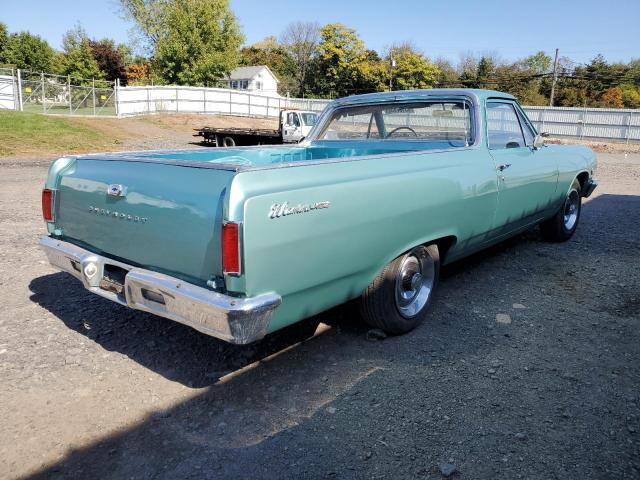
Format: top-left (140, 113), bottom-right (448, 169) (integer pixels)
top-left (127, 62), bottom-right (151, 85)
top-left (59, 26), bottom-right (103, 80)
top-left (598, 87), bottom-right (624, 108)
top-left (620, 84), bottom-right (640, 108)
top-left (0, 23), bottom-right (8, 59)
top-left (458, 51), bottom-right (478, 87)
top-left (240, 37), bottom-right (296, 94)
top-left (152, 0), bottom-right (243, 85)
top-left (476, 55), bottom-right (497, 89)
top-left (0, 30), bottom-right (55, 72)
top-left (312, 23), bottom-right (376, 97)
top-left (386, 43), bottom-right (439, 90)
top-left (118, 0), bottom-right (171, 51)
top-left (90, 39), bottom-right (130, 83)
top-left (434, 57), bottom-right (460, 87)
top-left (280, 21), bottom-right (320, 97)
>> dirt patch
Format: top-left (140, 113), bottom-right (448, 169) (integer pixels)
top-left (546, 137), bottom-right (640, 154)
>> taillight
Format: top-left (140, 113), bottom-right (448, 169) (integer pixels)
top-left (42, 189), bottom-right (54, 222)
top-left (222, 222), bottom-right (240, 275)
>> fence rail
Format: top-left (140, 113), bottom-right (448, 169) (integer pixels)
top-left (0, 68), bottom-right (638, 143)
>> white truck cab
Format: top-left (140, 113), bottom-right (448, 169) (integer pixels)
top-left (281, 110), bottom-right (318, 143)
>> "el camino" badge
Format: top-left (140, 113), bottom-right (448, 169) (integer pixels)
top-left (269, 201), bottom-right (331, 219)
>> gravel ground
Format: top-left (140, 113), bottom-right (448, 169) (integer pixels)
top-left (0, 153), bottom-right (638, 480)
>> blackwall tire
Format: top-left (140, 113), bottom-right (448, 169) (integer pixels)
top-left (360, 244), bottom-right (440, 335)
top-left (540, 179), bottom-right (582, 242)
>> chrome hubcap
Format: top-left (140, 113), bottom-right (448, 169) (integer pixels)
top-left (395, 248), bottom-right (435, 318)
top-left (563, 190), bottom-right (579, 230)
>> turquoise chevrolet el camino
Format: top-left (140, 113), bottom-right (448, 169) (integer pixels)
top-left (40, 89), bottom-right (598, 344)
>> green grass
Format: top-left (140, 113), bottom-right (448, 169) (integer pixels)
top-left (0, 110), bottom-right (108, 157)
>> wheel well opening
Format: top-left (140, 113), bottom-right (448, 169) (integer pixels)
top-left (576, 171), bottom-right (589, 190)
top-left (432, 236), bottom-right (457, 263)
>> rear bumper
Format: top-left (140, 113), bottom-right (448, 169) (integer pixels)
top-left (39, 236), bottom-right (281, 344)
top-left (583, 180), bottom-right (598, 198)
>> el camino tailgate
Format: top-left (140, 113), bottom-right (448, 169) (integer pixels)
top-left (50, 157), bottom-right (235, 285)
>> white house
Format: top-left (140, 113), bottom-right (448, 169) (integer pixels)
top-left (227, 66), bottom-right (279, 94)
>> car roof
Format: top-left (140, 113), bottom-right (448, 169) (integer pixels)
top-left (332, 88), bottom-right (516, 106)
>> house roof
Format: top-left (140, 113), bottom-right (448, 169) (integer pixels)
top-left (228, 65), bottom-right (279, 83)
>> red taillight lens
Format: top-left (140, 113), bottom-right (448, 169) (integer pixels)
top-left (222, 222), bottom-right (240, 275)
top-left (42, 189), bottom-right (54, 222)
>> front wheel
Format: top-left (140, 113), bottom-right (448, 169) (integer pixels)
top-left (540, 179), bottom-right (582, 242)
top-left (360, 244), bottom-right (440, 335)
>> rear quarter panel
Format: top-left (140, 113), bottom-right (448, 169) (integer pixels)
top-left (230, 148), bottom-right (499, 332)
top-left (547, 144), bottom-right (597, 201)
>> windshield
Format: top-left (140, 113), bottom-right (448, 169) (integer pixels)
top-left (300, 112), bottom-right (318, 126)
top-left (315, 101), bottom-right (473, 146)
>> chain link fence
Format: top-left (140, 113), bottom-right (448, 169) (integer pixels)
top-left (1, 68), bottom-right (117, 116)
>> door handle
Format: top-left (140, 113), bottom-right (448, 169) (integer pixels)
top-left (497, 163), bottom-right (512, 172)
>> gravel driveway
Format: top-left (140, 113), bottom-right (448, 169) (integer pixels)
top-left (0, 153), bottom-right (638, 480)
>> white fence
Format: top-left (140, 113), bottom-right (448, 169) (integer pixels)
top-left (0, 74), bottom-right (17, 110)
top-left (116, 85), bottom-right (640, 143)
top-left (524, 106), bottom-right (639, 143)
top-left (116, 85), bottom-right (328, 118)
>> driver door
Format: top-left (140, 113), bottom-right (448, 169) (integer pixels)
top-left (487, 100), bottom-right (558, 235)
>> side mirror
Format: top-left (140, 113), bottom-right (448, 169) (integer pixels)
top-left (540, 131), bottom-right (550, 137)
top-left (533, 134), bottom-right (545, 149)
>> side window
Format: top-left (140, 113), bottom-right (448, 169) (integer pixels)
top-left (515, 107), bottom-right (535, 146)
top-left (486, 102), bottom-right (526, 149)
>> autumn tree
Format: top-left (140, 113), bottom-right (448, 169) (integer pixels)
top-left (598, 87), bottom-right (624, 108)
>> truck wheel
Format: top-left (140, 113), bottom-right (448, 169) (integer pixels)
top-left (360, 244), bottom-right (439, 335)
top-left (222, 136), bottom-right (236, 147)
top-left (540, 179), bottom-right (582, 242)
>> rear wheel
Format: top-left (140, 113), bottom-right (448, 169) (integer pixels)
top-left (540, 179), bottom-right (582, 242)
top-left (222, 136), bottom-right (236, 147)
top-left (360, 244), bottom-right (439, 335)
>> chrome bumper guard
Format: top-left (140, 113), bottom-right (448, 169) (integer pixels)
top-left (39, 236), bottom-right (281, 344)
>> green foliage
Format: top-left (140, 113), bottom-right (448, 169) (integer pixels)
top-left (59, 26), bottom-right (103, 81)
top-left (311, 23), bottom-right (381, 97)
top-left (620, 84), bottom-right (640, 108)
top-left (387, 44), bottom-right (439, 90)
top-left (152, 0), bottom-right (244, 85)
top-left (118, 0), bottom-right (171, 50)
top-left (0, 23), bottom-right (8, 55)
top-left (0, 29), bottom-right (55, 72)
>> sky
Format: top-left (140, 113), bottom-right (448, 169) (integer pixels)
top-left (2, 0), bottom-right (638, 65)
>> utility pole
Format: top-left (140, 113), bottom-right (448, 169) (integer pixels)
top-left (549, 48), bottom-right (559, 107)
top-left (389, 57), bottom-right (396, 91)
